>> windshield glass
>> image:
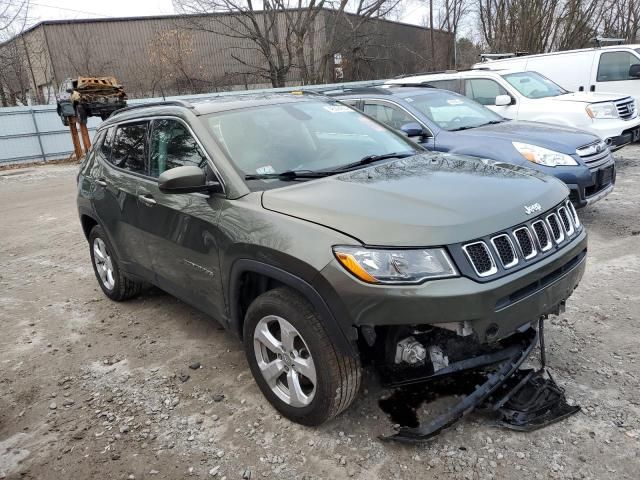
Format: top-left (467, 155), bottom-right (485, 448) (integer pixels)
top-left (405, 91), bottom-right (505, 131)
top-left (502, 71), bottom-right (567, 99)
top-left (204, 100), bottom-right (417, 177)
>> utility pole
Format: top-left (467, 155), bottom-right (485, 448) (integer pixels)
top-left (429, 0), bottom-right (435, 69)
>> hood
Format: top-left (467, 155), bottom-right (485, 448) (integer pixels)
top-left (552, 92), bottom-right (629, 104)
top-left (451, 120), bottom-right (597, 154)
top-left (261, 154), bottom-right (568, 246)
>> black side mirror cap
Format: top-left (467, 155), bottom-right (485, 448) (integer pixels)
top-left (158, 165), bottom-right (222, 194)
top-left (629, 64), bottom-right (640, 78)
top-left (400, 122), bottom-right (427, 137)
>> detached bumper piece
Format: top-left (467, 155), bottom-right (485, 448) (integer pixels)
top-left (489, 369), bottom-right (580, 431)
top-left (380, 326), bottom-right (579, 444)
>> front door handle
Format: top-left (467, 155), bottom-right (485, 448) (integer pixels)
top-left (95, 178), bottom-right (107, 187)
top-left (138, 194), bottom-right (157, 206)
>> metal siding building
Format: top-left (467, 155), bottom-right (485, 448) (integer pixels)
top-left (0, 10), bottom-right (452, 105)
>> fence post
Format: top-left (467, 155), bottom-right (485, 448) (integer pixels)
top-left (30, 108), bottom-right (47, 162)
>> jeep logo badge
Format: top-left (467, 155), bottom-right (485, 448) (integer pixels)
top-left (524, 203), bottom-right (542, 215)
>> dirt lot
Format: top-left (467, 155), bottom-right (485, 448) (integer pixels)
top-left (1, 148), bottom-right (639, 480)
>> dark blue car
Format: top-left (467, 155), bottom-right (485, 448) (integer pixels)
top-left (332, 86), bottom-right (615, 207)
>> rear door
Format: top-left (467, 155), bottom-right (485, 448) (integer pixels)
top-left (91, 121), bottom-right (153, 278)
top-left (591, 49), bottom-right (640, 103)
top-left (136, 117), bottom-right (226, 318)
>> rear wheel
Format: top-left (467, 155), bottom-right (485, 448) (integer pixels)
top-left (88, 225), bottom-right (143, 301)
top-left (243, 287), bottom-right (361, 425)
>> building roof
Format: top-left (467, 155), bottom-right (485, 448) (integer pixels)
top-left (4, 8), bottom-right (443, 45)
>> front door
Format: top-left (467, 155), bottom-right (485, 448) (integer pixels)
top-left (464, 78), bottom-right (518, 119)
top-left (136, 118), bottom-right (226, 319)
top-left (591, 50), bottom-right (640, 104)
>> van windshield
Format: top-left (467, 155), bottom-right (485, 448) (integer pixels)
top-left (502, 71), bottom-right (567, 99)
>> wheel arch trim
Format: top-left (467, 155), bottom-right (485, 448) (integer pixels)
top-left (228, 259), bottom-right (357, 357)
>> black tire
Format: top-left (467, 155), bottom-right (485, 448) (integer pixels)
top-left (88, 225), bottom-right (143, 301)
top-left (243, 287), bottom-right (361, 425)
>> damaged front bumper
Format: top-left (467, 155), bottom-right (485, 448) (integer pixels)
top-left (379, 322), bottom-right (579, 443)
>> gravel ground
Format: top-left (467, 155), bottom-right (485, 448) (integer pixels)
top-left (1, 148), bottom-right (639, 480)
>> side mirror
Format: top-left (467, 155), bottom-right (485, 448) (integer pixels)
top-left (400, 122), bottom-right (427, 137)
top-left (158, 165), bottom-right (221, 194)
top-left (495, 95), bottom-right (513, 106)
top-left (629, 64), bottom-right (640, 78)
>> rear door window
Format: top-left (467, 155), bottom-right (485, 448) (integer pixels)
top-left (148, 119), bottom-right (208, 178)
top-left (464, 78), bottom-right (508, 105)
top-left (110, 122), bottom-right (148, 175)
top-left (362, 102), bottom-right (416, 130)
top-left (597, 51), bottom-right (640, 81)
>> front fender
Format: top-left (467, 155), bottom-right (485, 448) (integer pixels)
top-left (227, 257), bottom-right (358, 358)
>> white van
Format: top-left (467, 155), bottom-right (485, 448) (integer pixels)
top-left (473, 45), bottom-right (640, 104)
top-left (386, 69), bottom-right (640, 149)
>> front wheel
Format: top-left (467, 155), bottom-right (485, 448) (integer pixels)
top-left (243, 287), bottom-right (361, 425)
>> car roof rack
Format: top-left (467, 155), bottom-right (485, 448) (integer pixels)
top-left (591, 36), bottom-right (626, 47)
top-left (479, 52), bottom-right (529, 62)
top-left (111, 99), bottom-right (195, 116)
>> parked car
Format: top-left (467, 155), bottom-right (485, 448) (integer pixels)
top-left (386, 69), bottom-right (640, 149)
top-left (77, 94), bottom-right (586, 441)
top-left (332, 85), bottom-right (615, 207)
top-left (56, 76), bottom-right (127, 126)
top-left (473, 44), bottom-right (640, 105)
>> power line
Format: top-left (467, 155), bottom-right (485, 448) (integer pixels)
top-left (28, 1), bottom-right (113, 18)
top-left (5, 0), bottom-right (114, 19)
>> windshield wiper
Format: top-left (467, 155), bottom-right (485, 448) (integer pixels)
top-left (244, 170), bottom-right (334, 181)
top-left (330, 151), bottom-right (416, 172)
top-left (449, 125), bottom-right (476, 131)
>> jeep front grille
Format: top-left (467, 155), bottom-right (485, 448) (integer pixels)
top-left (513, 227), bottom-right (537, 259)
top-left (462, 242), bottom-right (497, 277)
top-left (557, 207), bottom-right (574, 236)
top-left (460, 200), bottom-right (582, 279)
top-left (491, 234), bottom-right (518, 269)
top-left (546, 213), bottom-right (565, 243)
top-left (532, 220), bottom-right (552, 252)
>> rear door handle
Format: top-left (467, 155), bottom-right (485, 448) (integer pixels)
top-left (95, 178), bottom-right (107, 187)
top-left (138, 194), bottom-right (157, 206)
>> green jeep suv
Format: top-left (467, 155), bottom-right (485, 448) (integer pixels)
top-left (77, 93), bottom-right (587, 433)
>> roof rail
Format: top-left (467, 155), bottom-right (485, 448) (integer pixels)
top-left (386, 82), bottom-right (436, 89)
top-left (111, 99), bottom-right (195, 117)
top-left (393, 69), bottom-right (458, 79)
top-left (303, 82), bottom-right (388, 96)
top-left (591, 36), bottom-right (626, 47)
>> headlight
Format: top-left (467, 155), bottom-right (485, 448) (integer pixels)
top-left (512, 142), bottom-right (578, 167)
top-left (333, 246), bottom-right (458, 284)
top-left (586, 102), bottom-right (618, 119)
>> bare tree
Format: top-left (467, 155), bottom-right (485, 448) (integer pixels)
top-left (435, 0), bottom-right (470, 67)
top-left (173, 0), bottom-right (402, 87)
top-left (477, 0), bottom-right (603, 54)
top-left (0, 0), bottom-right (31, 106)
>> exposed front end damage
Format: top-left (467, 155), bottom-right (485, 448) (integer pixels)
top-left (374, 319), bottom-right (579, 443)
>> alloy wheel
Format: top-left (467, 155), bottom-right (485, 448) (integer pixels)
top-left (93, 237), bottom-right (115, 290)
top-left (253, 315), bottom-right (317, 407)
